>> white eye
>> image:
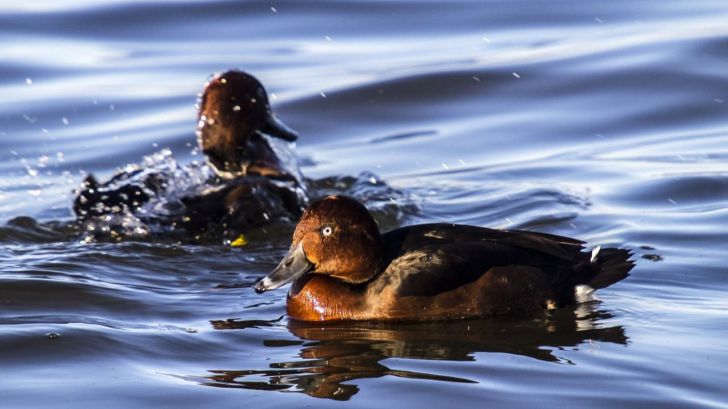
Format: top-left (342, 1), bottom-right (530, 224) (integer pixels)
top-left (321, 226), bottom-right (333, 237)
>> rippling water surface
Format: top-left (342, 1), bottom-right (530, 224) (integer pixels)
top-left (1, 1), bottom-right (727, 408)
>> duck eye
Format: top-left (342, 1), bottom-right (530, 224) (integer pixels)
top-left (321, 226), bottom-right (333, 237)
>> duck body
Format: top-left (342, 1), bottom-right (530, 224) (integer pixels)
top-left (255, 196), bottom-right (633, 322)
top-left (180, 175), bottom-right (306, 236)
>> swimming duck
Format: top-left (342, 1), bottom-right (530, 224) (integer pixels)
top-left (73, 70), bottom-right (307, 238)
top-left (254, 195), bottom-right (634, 321)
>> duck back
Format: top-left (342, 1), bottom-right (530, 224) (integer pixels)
top-left (373, 224), bottom-right (633, 317)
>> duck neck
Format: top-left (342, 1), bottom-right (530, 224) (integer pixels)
top-left (331, 234), bottom-right (385, 285)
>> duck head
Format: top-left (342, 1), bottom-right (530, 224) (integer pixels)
top-left (197, 70), bottom-right (299, 179)
top-left (255, 195), bottom-right (384, 293)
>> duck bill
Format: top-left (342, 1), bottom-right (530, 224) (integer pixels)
top-left (262, 112), bottom-right (299, 142)
top-left (254, 242), bottom-right (313, 293)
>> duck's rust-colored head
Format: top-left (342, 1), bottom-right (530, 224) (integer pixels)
top-left (197, 70), bottom-right (298, 179)
top-left (255, 195), bottom-right (384, 293)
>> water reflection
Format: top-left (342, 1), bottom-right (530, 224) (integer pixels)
top-left (201, 302), bottom-right (627, 400)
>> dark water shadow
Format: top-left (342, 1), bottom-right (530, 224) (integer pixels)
top-left (193, 303), bottom-right (627, 400)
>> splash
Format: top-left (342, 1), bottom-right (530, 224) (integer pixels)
top-left (76, 148), bottom-right (216, 242)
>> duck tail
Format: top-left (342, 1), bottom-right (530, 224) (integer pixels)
top-left (587, 247), bottom-right (634, 289)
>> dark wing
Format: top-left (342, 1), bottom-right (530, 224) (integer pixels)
top-left (381, 224), bottom-right (588, 298)
top-left (180, 177), bottom-right (305, 235)
top-left (382, 223), bottom-right (584, 261)
top-left (393, 241), bottom-right (583, 297)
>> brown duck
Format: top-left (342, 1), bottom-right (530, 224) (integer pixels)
top-left (255, 195), bottom-right (633, 321)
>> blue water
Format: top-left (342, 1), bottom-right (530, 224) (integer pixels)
top-left (1, 1), bottom-right (727, 408)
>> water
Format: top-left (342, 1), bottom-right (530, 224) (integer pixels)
top-left (1, 1), bottom-right (727, 407)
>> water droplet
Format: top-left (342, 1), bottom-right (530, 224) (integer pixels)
top-left (37, 155), bottom-right (49, 167)
top-left (513, 72), bottom-right (521, 78)
top-left (61, 117), bottom-right (69, 125)
top-left (232, 105), bottom-right (241, 112)
top-left (26, 78), bottom-right (32, 85)
top-left (270, 6), bottom-right (277, 13)
top-left (46, 332), bottom-right (60, 339)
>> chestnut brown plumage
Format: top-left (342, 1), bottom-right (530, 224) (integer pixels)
top-left (255, 195), bottom-right (634, 322)
top-left (197, 70), bottom-right (298, 179)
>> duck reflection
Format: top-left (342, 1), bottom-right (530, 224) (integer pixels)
top-left (203, 302), bottom-right (626, 400)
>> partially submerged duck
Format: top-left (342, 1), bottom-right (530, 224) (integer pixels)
top-left (254, 195), bottom-right (634, 322)
top-left (73, 70), bottom-right (307, 239)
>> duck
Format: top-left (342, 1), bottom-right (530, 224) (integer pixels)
top-left (254, 195), bottom-right (634, 322)
top-left (73, 70), bottom-right (308, 239)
